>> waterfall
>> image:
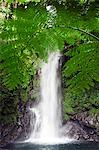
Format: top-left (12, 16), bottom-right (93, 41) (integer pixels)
top-left (39, 52), bottom-right (62, 139)
top-left (26, 52), bottom-right (73, 144)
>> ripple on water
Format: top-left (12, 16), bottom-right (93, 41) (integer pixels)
top-left (3, 142), bottom-right (99, 150)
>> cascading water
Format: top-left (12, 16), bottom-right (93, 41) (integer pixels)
top-left (27, 52), bottom-right (73, 144)
top-left (39, 52), bottom-right (62, 140)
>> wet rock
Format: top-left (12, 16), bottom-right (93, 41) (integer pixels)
top-left (72, 112), bottom-right (99, 129)
top-left (0, 101), bottom-right (33, 148)
top-left (63, 119), bottom-right (99, 142)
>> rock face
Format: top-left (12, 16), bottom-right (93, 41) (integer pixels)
top-left (63, 120), bottom-right (99, 142)
top-left (72, 112), bottom-right (99, 130)
top-left (0, 101), bottom-right (33, 148)
top-left (63, 112), bottom-right (99, 142)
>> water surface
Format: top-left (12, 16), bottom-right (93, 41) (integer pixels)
top-left (3, 142), bottom-right (99, 150)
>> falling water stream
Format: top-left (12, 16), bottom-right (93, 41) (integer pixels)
top-left (39, 52), bottom-right (62, 139)
top-left (27, 52), bottom-right (73, 144)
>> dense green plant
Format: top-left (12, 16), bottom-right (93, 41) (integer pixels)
top-left (0, 4), bottom-right (47, 89)
top-left (0, 0), bottom-right (99, 124)
top-left (63, 83), bottom-right (99, 120)
top-left (58, 2), bottom-right (99, 94)
top-left (1, 0), bottom-right (99, 91)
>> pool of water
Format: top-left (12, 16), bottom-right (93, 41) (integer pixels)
top-left (3, 142), bottom-right (99, 150)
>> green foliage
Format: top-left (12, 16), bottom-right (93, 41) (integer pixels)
top-left (0, 85), bottom-right (30, 124)
top-left (59, 3), bottom-right (99, 94)
top-left (1, 0), bottom-right (41, 3)
top-left (0, 3), bottom-right (63, 90)
top-left (63, 91), bottom-right (74, 120)
top-left (63, 84), bottom-right (99, 120)
top-left (0, 90), bottom-right (18, 124)
top-left (63, 41), bottom-right (99, 94)
top-left (1, 0), bottom-right (99, 92)
top-left (0, 4), bottom-right (47, 89)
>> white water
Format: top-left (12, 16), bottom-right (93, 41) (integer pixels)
top-left (27, 52), bottom-right (73, 144)
top-left (39, 52), bottom-right (62, 140)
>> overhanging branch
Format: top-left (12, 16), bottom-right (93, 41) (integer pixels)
top-left (55, 25), bottom-right (99, 41)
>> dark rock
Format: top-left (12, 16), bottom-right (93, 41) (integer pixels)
top-left (0, 101), bottom-right (33, 148)
top-left (63, 119), bottom-right (99, 142)
top-left (71, 112), bottom-right (99, 129)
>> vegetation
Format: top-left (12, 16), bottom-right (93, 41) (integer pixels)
top-left (0, 0), bottom-right (99, 124)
